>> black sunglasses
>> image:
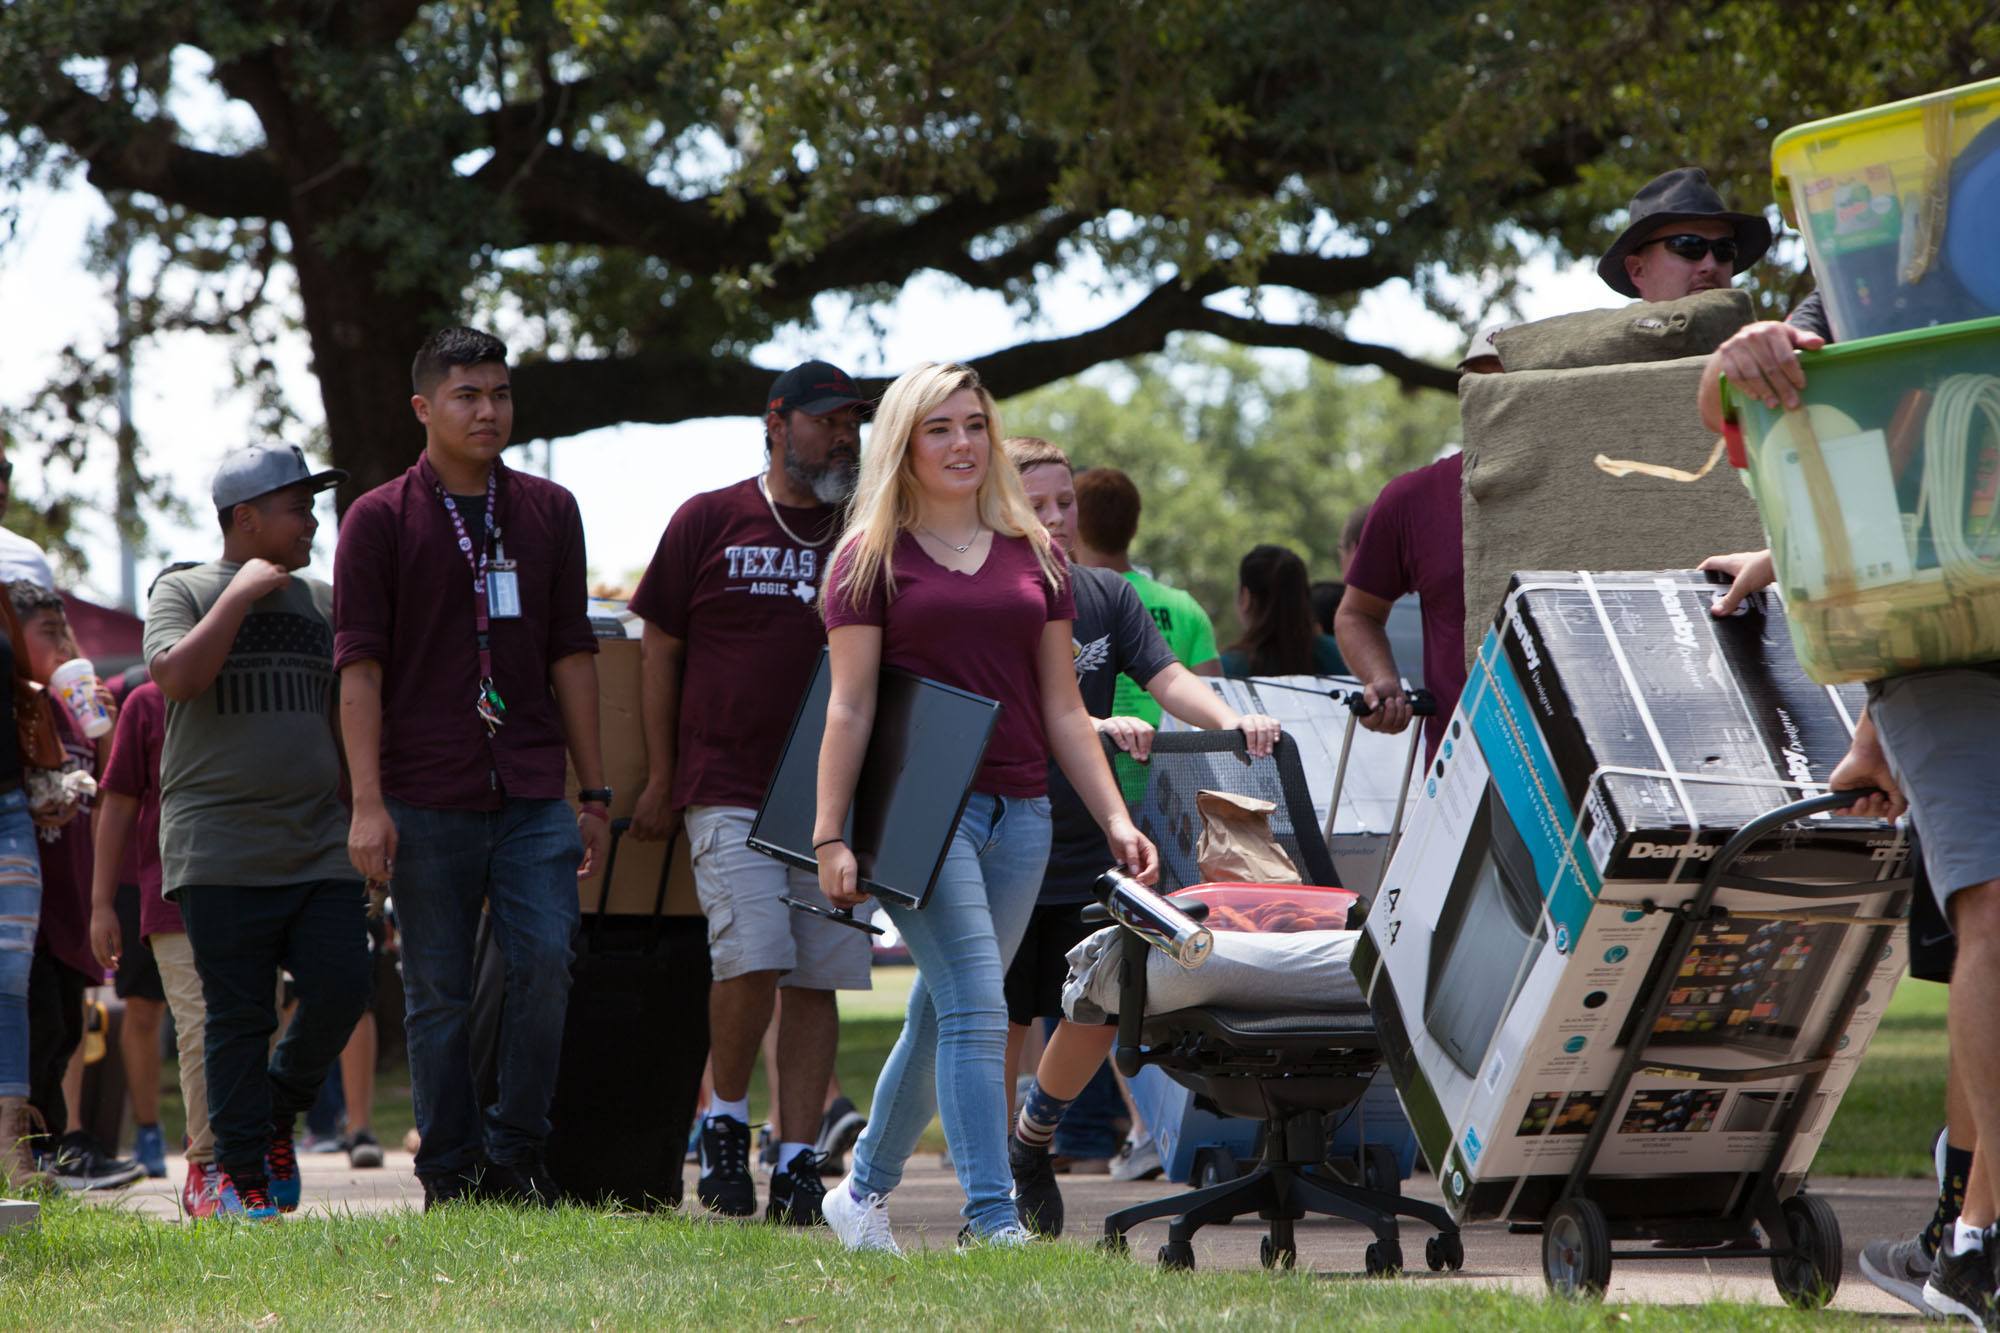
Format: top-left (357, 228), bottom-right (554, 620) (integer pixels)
top-left (1643, 233), bottom-right (1739, 265)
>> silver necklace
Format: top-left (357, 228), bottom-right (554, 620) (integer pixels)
top-left (757, 475), bottom-right (833, 548)
top-left (920, 524), bottom-right (981, 554)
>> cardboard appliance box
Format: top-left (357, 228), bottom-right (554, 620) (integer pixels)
top-left (567, 633), bottom-right (701, 917)
top-left (1352, 571), bottom-right (1909, 1225)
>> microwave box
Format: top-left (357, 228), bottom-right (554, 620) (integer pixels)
top-left (1352, 571), bottom-right (1910, 1224)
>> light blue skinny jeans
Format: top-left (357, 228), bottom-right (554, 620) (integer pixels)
top-left (0, 788), bottom-right (44, 1099)
top-left (849, 792), bottom-right (1051, 1236)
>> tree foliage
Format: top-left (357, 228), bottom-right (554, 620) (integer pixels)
top-left (1005, 338), bottom-right (1458, 628)
top-left (0, 0), bottom-right (1993, 552)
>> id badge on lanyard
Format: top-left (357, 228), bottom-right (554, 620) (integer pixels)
top-left (487, 542), bottom-right (522, 620)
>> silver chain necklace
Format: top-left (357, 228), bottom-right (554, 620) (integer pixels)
top-left (919, 524), bottom-right (981, 554)
top-left (757, 475), bottom-right (833, 548)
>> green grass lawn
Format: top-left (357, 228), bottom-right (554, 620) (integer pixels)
top-left (0, 1195), bottom-right (1877, 1330)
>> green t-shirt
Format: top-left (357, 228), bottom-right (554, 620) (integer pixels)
top-left (1112, 570), bottom-right (1219, 800)
top-left (142, 561), bottom-right (353, 895)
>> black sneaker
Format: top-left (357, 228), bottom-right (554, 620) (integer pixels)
top-left (816, 1097), bottom-right (867, 1175)
top-left (767, 1151), bottom-right (828, 1226)
top-left (1009, 1134), bottom-right (1064, 1238)
top-left (1925, 1232), bottom-right (2000, 1327)
top-left (49, 1132), bottom-right (145, 1192)
top-left (422, 1173), bottom-right (472, 1211)
top-left (697, 1115), bottom-right (756, 1217)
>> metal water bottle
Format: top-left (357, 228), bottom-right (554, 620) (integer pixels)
top-left (1094, 868), bottom-right (1213, 970)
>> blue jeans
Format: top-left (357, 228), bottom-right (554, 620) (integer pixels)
top-left (389, 797), bottom-right (581, 1182)
top-left (0, 789), bottom-right (42, 1100)
top-left (850, 793), bottom-right (1051, 1235)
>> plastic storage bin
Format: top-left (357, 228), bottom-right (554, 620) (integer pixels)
top-left (1722, 314), bottom-right (2000, 682)
top-left (1772, 77), bottom-right (2000, 342)
top-left (1129, 1063), bottom-right (1418, 1185)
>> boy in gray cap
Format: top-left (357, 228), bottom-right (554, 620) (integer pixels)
top-left (143, 444), bottom-right (372, 1222)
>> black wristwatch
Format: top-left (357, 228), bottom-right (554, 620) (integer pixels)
top-left (578, 787), bottom-right (614, 806)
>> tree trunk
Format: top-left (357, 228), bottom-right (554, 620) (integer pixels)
top-left (289, 240), bottom-right (439, 515)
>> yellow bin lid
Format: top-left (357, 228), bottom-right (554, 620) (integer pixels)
top-left (1771, 76), bottom-right (2000, 224)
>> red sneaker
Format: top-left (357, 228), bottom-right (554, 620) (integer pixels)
top-left (182, 1159), bottom-right (218, 1219)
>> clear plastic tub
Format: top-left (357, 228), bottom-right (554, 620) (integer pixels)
top-left (1175, 883), bottom-right (1358, 933)
top-left (1771, 77), bottom-right (2000, 342)
top-left (1722, 315), bottom-right (2000, 681)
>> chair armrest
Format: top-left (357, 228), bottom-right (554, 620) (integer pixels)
top-left (1113, 926), bottom-right (1152, 1079)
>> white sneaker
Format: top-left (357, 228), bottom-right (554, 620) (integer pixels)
top-left (1108, 1134), bottom-right (1163, 1182)
top-left (823, 1174), bottom-right (901, 1255)
top-left (961, 1223), bottom-right (1035, 1248)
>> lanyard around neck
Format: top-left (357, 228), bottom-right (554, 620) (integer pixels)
top-left (429, 464), bottom-right (506, 733)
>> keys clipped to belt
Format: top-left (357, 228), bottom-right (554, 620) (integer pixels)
top-left (476, 675), bottom-right (507, 735)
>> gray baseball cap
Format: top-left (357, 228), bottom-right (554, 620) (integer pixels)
top-left (212, 445), bottom-right (348, 510)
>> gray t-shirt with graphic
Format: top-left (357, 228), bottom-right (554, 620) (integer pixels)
top-left (143, 561), bottom-right (353, 894)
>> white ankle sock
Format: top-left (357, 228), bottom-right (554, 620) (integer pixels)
top-left (778, 1142), bottom-right (814, 1172)
top-left (1954, 1218), bottom-right (1988, 1253)
top-left (707, 1096), bottom-right (749, 1126)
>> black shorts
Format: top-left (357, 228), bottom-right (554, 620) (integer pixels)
top-left (1004, 902), bottom-right (1096, 1026)
top-left (1910, 851), bottom-right (1957, 984)
top-left (112, 883), bottom-right (166, 1003)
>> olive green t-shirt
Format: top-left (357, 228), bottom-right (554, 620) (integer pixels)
top-left (142, 561), bottom-right (353, 895)
top-left (1112, 570), bottom-right (1220, 801)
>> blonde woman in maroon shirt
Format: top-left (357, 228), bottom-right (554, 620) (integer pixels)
top-left (815, 361), bottom-right (1158, 1250)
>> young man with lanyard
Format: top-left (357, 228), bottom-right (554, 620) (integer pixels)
top-left (335, 327), bottom-right (609, 1208)
top-left (145, 448), bottom-right (373, 1219)
top-left (627, 361), bottom-right (868, 1226)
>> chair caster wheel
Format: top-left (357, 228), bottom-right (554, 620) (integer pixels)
top-left (1259, 1235), bottom-right (1296, 1270)
top-left (1158, 1241), bottom-right (1195, 1271)
top-left (1365, 1239), bottom-right (1403, 1276)
top-left (1098, 1232), bottom-right (1128, 1256)
top-left (1426, 1232), bottom-right (1464, 1272)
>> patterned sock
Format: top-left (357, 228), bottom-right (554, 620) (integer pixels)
top-left (1925, 1144), bottom-right (1975, 1259)
top-left (1015, 1081), bottom-right (1073, 1151)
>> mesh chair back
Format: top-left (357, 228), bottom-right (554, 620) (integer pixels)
top-left (1111, 732), bottom-right (1340, 892)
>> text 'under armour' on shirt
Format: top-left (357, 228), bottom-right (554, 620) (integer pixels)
top-left (142, 562), bottom-right (353, 894)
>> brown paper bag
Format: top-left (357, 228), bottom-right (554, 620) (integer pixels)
top-left (1195, 790), bottom-right (1301, 885)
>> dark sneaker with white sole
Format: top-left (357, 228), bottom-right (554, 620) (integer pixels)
top-left (1860, 1234), bottom-right (1934, 1316)
top-left (816, 1097), bottom-right (867, 1175)
top-left (1009, 1134), bottom-right (1064, 1238)
top-left (767, 1152), bottom-right (828, 1226)
top-left (697, 1115), bottom-right (757, 1217)
top-left (1925, 1232), bottom-right (2000, 1328)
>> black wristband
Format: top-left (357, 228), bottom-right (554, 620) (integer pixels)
top-left (813, 836), bottom-right (846, 851)
top-left (578, 787), bottom-right (613, 806)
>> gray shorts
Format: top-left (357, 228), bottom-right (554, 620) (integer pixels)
top-left (1870, 667), bottom-right (2000, 911)
top-left (684, 804), bottom-right (873, 990)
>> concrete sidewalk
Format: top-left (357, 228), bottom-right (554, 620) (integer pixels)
top-left (88, 1149), bottom-right (1936, 1317)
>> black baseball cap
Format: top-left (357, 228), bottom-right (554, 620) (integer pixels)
top-left (767, 361), bottom-right (868, 418)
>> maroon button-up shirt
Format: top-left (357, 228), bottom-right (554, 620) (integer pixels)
top-left (333, 454), bottom-right (597, 811)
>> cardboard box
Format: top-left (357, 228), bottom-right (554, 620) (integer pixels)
top-left (567, 634), bottom-right (701, 917)
top-left (1352, 571), bottom-right (1910, 1225)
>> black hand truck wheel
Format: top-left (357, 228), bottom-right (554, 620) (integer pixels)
top-left (1362, 1142), bottom-right (1400, 1193)
top-left (1771, 1192), bottom-right (1843, 1309)
top-left (1543, 1198), bottom-right (1612, 1299)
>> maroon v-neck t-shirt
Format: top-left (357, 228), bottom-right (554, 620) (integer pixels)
top-left (823, 531), bottom-right (1075, 798)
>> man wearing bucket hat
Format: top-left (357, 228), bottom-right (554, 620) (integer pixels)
top-left (1599, 167), bottom-right (1773, 304)
top-left (145, 444), bottom-right (373, 1221)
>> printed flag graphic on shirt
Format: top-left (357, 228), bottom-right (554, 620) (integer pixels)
top-left (214, 612), bottom-right (335, 717)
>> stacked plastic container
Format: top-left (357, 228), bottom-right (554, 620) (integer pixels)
top-left (1724, 78), bottom-right (2000, 682)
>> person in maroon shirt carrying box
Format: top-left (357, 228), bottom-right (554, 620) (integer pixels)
top-left (627, 360), bottom-right (869, 1228)
top-left (334, 327), bottom-right (609, 1210)
top-left (813, 361), bottom-right (1159, 1252)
